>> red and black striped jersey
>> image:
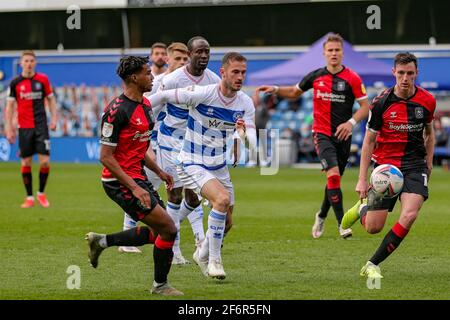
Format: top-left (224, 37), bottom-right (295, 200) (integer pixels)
top-left (297, 66), bottom-right (367, 137)
top-left (367, 86), bottom-right (436, 171)
top-left (7, 73), bottom-right (53, 129)
top-left (100, 94), bottom-right (155, 181)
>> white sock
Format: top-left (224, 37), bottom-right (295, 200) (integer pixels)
top-left (179, 200), bottom-right (205, 245)
top-left (199, 230), bottom-right (209, 261)
top-left (167, 201), bottom-right (181, 255)
top-left (123, 213), bottom-right (137, 231)
top-left (207, 209), bottom-right (226, 262)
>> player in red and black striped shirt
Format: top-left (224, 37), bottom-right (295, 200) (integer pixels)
top-left (85, 56), bottom-right (183, 296)
top-left (5, 50), bottom-right (58, 209)
top-left (254, 34), bottom-right (370, 239)
top-left (341, 53), bottom-right (436, 278)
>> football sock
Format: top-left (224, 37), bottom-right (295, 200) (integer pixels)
top-left (185, 203), bottom-right (205, 245)
top-left (207, 209), bottom-right (227, 262)
top-left (179, 200), bottom-right (205, 244)
top-left (326, 175), bottom-right (344, 225)
top-left (318, 186), bottom-right (330, 219)
top-left (153, 236), bottom-right (174, 284)
top-left (105, 226), bottom-right (156, 247)
top-left (123, 213), bottom-right (137, 230)
top-left (370, 222), bottom-right (409, 265)
top-left (38, 166), bottom-right (49, 193)
top-left (199, 230), bottom-right (209, 261)
top-left (21, 166), bottom-right (33, 196)
top-left (167, 202), bottom-right (181, 255)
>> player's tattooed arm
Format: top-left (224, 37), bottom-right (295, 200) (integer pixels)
top-left (100, 144), bottom-right (152, 208)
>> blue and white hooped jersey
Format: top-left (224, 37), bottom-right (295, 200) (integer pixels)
top-left (170, 84), bottom-right (256, 170)
top-left (144, 73), bottom-right (167, 149)
top-left (157, 65), bottom-right (221, 153)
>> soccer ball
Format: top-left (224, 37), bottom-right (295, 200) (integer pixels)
top-left (370, 164), bottom-right (404, 198)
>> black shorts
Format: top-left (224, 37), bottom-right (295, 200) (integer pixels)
top-left (313, 133), bottom-right (351, 175)
top-left (367, 168), bottom-right (429, 212)
top-left (18, 128), bottom-right (50, 158)
top-left (102, 179), bottom-right (165, 222)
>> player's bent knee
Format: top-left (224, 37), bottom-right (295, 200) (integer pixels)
top-left (365, 224), bottom-right (383, 234)
top-left (167, 191), bottom-right (183, 204)
top-left (215, 193), bottom-right (231, 211)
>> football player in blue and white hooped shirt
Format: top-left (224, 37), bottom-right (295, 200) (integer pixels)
top-left (156, 37), bottom-right (221, 265)
top-left (148, 52), bottom-right (257, 280)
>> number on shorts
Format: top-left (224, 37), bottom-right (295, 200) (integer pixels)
top-left (422, 173), bottom-right (428, 187)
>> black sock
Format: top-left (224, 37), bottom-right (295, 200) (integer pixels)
top-left (39, 167), bottom-right (50, 193)
top-left (318, 186), bottom-right (330, 219)
top-left (153, 236), bottom-right (174, 284)
top-left (370, 222), bottom-right (409, 265)
top-left (21, 166), bottom-right (32, 196)
top-left (327, 188), bottom-right (344, 225)
top-left (106, 226), bottom-right (155, 247)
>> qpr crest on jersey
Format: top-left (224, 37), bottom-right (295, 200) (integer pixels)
top-left (102, 122), bottom-right (114, 137)
top-left (233, 111), bottom-right (244, 121)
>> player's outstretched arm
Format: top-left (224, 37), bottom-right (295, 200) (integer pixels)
top-left (147, 86), bottom-right (203, 109)
top-left (252, 85), bottom-right (303, 105)
top-left (100, 144), bottom-right (151, 208)
top-left (356, 130), bottom-right (377, 199)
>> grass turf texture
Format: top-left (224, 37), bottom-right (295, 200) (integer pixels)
top-left (0, 163), bottom-right (449, 300)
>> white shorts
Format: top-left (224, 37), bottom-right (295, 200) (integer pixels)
top-left (176, 164), bottom-right (235, 206)
top-left (156, 146), bottom-right (184, 189)
top-left (144, 166), bottom-right (162, 191)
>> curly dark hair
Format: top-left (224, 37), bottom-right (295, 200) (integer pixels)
top-left (116, 56), bottom-right (149, 82)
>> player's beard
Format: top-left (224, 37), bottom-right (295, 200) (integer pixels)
top-left (154, 60), bottom-right (166, 68)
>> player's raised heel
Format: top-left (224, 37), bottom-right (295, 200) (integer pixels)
top-left (193, 248), bottom-right (209, 277)
top-left (85, 232), bottom-right (105, 268)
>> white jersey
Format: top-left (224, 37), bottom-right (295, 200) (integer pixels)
top-left (145, 73), bottom-right (167, 149)
top-left (148, 83), bottom-right (256, 170)
top-left (157, 65), bottom-right (221, 153)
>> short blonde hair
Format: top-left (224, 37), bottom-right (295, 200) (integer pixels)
top-left (167, 42), bottom-right (188, 55)
top-left (323, 33), bottom-right (344, 48)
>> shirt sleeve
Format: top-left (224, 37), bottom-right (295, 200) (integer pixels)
top-left (426, 96), bottom-right (437, 124)
top-left (7, 80), bottom-right (17, 101)
top-left (349, 72), bottom-right (368, 101)
top-left (366, 97), bottom-right (384, 133)
top-left (296, 70), bottom-right (316, 92)
top-left (100, 104), bottom-right (127, 146)
top-left (42, 75), bottom-right (54, 98)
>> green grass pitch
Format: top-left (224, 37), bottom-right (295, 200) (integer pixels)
top-left (1, 163), bottom-right (449, 299)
